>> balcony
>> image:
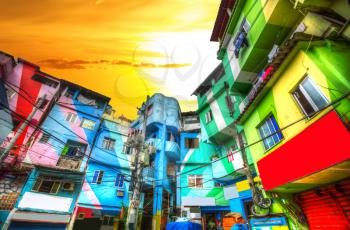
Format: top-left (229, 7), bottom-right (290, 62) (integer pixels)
top-left (211, 151), bottom-right (245, 182)
top-left (142, 167), bottom-right (154, 188)
top-left (238, 76), bottom-right (267, 116)
top-left (146, 138), bottom-right (180, 161)
top-left (225, 0), bottom-right (302, 90)
top-left (257, 111), bottom-right (350, 193)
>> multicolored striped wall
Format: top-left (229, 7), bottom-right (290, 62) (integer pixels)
top-left (1, 59), bottom-right (60, 164)
top-left (22, 82), bottom-right (109, 171)
top-left (77, 118), bottom-right (131, 216)
top-left (178, 132), bottom-right (228, 208)
top-left (219, 0), bottom-right (301, 93)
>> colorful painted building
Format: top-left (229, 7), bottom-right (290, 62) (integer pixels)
top-left (74, 112), bottom-right (131, 230)
top-left (207, 0), bottom-right (350, 229)
top-left (178, 111), bottom-right (231, 228)
top-left (192, 62), bottom-right (253, 225)
top-left (131, 93), bottom-right (180, 230)
top-left (0, 54), bottom-right (62, 227)
top-left (5, 80), bottom-right (110, 229)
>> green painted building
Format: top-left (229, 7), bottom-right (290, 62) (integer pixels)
top-left (194, 0), bottom-right (350, 229)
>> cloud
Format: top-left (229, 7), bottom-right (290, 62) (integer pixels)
top-left (37, 58), bottom-right (191, 69)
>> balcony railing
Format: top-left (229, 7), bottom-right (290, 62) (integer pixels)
top-left (146, 138), bottom-right (180, 160)
top-left (239, 77), bottom-right (265, 114)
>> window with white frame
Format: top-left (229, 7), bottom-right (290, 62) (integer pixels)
top-left (292, 76), bottom-right (328, 117)
top-left (205, 110), bottom-right (213, 124)
top-left (32, 176), bottom-right (62, 194)
top-left (66, 112), bottom-right (77, 124)
top-left (258, 115), bottom-right (283, 150)
top-left (92, 170), bottom-right (104, 184)
top-left (115, 174), bottom-right (125, 188)
top-left (80, 118), bottom-right (96, 130)
top-left (188, 175), bottom-right (203, 188)
top-left (102, 137), bottom-right (116, 151)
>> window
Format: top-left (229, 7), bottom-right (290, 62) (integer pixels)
top-left (38, 98), bottom-right (49, 109)
top-left (80, 118), bottom-right (96, 130)
top-left (39, 133), bottom-right (50, 143)
top-left (258, 115), bottom-right (283, 150)
top-left (77, 213), bottom-right (85, 220)
top-left (61, 140), bottom-right (86, 157)
top-left (233, 18), bottom-right (250, 58)
top-left (66, 112), bottom-right (77, 124)
top-left (12, 118), bottom-right (21, 131)
top-left (292, 76), bottom-right (328, 117)
top-left (115, 174), bottom-right (125, 188)
top-left (184, 116), bottom-right (199, 124)
top-left (102, 137), bottom-right (116, 151)
top-left (64, 88), bottom-right (75, 98)
top-left (184, 138), bottom-right (199, 149)
top-left (242, 18), bottom-right (250, 33)
top-left (5, 86), bottom-right (16, 100)
top-left (225, 95), bottom-right (235, 116)
top-left (102, 216), bottom-right (114, 226)
top-left (122, 145), bottom-right (132, 155)
top-left (146, 104), bottom-right (153, 117)
top-left (205, 110), bottom-right (213, 124)
top-left (215, 182), bottom-right (223, 187)
top-left (92, 170), bottom-right (104, 184)
top-left (188, 175), bottom-right (203, 188)
top-left (32, 176), bottom-right (61, 194)
top-left (32, 74), bottom-right (58, 88)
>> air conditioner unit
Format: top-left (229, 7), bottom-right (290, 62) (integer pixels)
top-left (117, 189), bottom-right (124, 197)
top-left (62, 182), bottom-right (75, 192)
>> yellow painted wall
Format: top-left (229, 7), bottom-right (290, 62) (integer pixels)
top-left (271, 50), bottom-right (332, 144)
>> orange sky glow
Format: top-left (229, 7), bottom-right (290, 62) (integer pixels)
top-left (0, 0), bottom-right (221, 119)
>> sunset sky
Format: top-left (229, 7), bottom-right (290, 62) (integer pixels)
top-left (0, 0), bottom-right (220, 119)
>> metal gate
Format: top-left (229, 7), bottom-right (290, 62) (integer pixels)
top-left (297, 180), bottom-right (350, 229)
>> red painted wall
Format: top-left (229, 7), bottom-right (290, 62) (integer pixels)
top-left (258, 111), bottom-right (350, 191)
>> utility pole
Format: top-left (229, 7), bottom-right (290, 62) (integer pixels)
top-left (126, 102), bottom-right (151, 230)
top-left (0, 95), bottom-right (47, 163)
top-left (237, 133), bottom-right (255, 195)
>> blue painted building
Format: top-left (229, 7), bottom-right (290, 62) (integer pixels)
top-left (74, 113), bottom-right (131, 230)
top-left (6, 80), bottom-right (110, 229)
top-left (131, 93), bottom-right (180, 230)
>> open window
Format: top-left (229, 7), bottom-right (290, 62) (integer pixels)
top-left (188, 175), bottom-right (203, 188)
top-left (80, 118), bottom-right (96, 130)
top-left (32, 175), bottom-right (62, 194)
top-left (102, 137), bottom-right (116, 151)
top-left (205, 110), bottom-right (213, 124)
top-left (57, 140), bottom-right (87, 170)
top-left (184, 138), bottom-right (199, 149)
top-left (292, 76), bottom-right (328, 117)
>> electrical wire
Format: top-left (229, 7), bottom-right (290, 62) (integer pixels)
top-left (2, 81), bottom-right (133, 164)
